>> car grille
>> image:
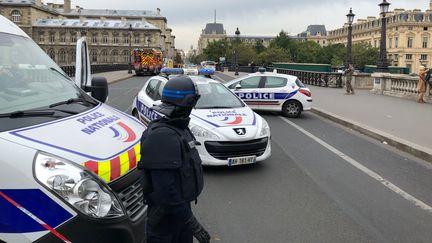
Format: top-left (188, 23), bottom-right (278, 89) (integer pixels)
top-left (117, 177), bottom-right (146, 221)
top-left (204, 137), bottom-right (268, 160)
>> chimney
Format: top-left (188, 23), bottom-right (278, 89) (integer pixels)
top-left (35, 0), bottom-right (42, 7)
top-left (157, 8), bottom-right (161, 15)
top-left (64, 0), bottom-right (71, 13)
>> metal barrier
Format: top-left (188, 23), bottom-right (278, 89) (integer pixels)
top-left (61, 64), bottom-right (130, 77)
top-left (227, 66), bottom-right (343, 88)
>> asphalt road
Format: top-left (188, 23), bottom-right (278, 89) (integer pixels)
top-left (107, 74), bottom-right (432, 243)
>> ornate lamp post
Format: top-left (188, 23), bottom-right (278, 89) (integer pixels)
top-left (128, 24), bottom-right (133, 74)
top-left (346, 8), bottom-right (355, 67)
top-left (234, 27), bottom-right (240, 76)
top-left (377, 0), bottom-right (390, 72)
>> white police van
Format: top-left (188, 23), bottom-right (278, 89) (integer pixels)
top-left (225, 69), bottom-right (312, 118)
top-left (131, 68), bottom-right (272, 166)
top-left (0, 16), bottom-right (147, 243)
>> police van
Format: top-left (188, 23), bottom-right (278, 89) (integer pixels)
top-left (131, 68), bottom-right (272, 167)
top-left (0, 16), bottom-right (147, 242)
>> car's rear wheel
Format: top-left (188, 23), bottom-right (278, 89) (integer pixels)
top-left (282, 100), bottom-right (302, 118)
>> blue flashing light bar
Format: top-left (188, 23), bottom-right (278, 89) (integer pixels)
top-left (198, 68), bottom-right (215, 76)
top-left (161, 68), bottom-right (184, 75)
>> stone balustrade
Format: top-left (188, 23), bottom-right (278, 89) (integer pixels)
top-left (372, 73), bottom-right (431, 103)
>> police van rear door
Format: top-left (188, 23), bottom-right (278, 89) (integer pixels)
top-left (261, 76), bottom-right (290, 108)
top-left (231, 76), bottom-right (264, 109)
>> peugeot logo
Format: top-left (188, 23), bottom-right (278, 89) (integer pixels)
top-left (233, 128), bottom-right (246, 136)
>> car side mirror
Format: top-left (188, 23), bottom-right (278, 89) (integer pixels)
top-left (84, 77), bottom-right (108, 103)
top-left (235, 84), bottom-right (242, 90)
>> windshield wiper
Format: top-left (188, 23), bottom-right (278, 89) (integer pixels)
top-left (49, 67), bottom-right (71, 81)
top-left (49, 97), bottom-right (97, 108)
top-left (0, 110), bottom-right (55, 118)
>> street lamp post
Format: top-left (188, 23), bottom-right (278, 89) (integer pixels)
top-left (377, 0), bottom-right (390, 73)
top-left (234, 27), bottom-right (240, 76)
top-left (346, 8), bottom-right (355, 67)
top-left (128, 24), bottom-right (133, 74)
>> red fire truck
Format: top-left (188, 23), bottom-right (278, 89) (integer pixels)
top-left (133, 48), bottom-right (163, 76)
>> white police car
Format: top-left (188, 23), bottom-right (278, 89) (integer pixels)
top-left (131, 69), bottom-right (271, 166)
top-left (225, 69), bottom-right (312, 118)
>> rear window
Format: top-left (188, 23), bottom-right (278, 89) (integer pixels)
top-left (264, 77), bottom-right (287, 88)
top-left (295, 79), bottom-right (305, 88)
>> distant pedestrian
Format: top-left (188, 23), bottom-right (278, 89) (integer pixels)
top-left (418, 65), bottom-right (428, 103)
top-left (250, 61), bottom-right (256, 73)
top-left (344, 64), bottom-right (355, 95)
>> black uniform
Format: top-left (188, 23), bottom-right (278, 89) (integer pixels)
top-left (138, 76), bottom-right (210, 243)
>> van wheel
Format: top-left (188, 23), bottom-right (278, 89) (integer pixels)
top-left (282, 100), bottom-right (302, 118)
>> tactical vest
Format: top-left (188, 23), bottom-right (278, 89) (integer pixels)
top-left (138, 121), bottom-right (204, 203)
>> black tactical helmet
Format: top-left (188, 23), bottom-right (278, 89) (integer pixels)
top-left (161, 76), bottom-right (200, 108)
top-left (152, 76), bottom-right (200, 118)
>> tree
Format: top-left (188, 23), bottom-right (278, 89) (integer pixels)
top-left (257, 47), bottom-right (290, 66)
top-left (352, 42), bottom-right (379, 69)
top-left (174, 52), bottom-right (183, 66)
top-left (316, 44), bottom-right (346, 65)
top-left (295, 41), bottom-right (322, 63)
top-left (270, 30), bottom-right (298, 60)
top-left (233, 43), bottom-right (257, 66)
top-left (255, 40), bottom-right (265, 54)
top-left (203, 39), bottom-right (229, 62)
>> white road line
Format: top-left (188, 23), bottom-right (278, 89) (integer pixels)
top-left (279, 116), bottom-right (432, 213)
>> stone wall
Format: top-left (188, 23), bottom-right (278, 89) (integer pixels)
top-left (352, 73), bottom-right (374, 89)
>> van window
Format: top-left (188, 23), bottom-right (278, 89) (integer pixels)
top-left (0, 33), bottom-right (87, 114)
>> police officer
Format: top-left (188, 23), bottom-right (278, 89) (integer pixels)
top-left (138, 75), bottom-right (211, 243)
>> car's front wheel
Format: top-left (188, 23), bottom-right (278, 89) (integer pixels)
top-left (132, 109), bottom-right (140, 120)
top-left (282, 100), bottom-right (302, 118)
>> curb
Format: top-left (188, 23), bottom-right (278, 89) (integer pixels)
top-left (107, 75), bottom-right (135, 84)
top-left (312, 107), bottom-right (432, 163)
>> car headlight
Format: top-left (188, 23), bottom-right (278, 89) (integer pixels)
top-left (260, 118), bottom-right (270, 137)
top-left (34, 152), bottom-right (125, 219)
top-left (190, 124), bottom-right (219, 139)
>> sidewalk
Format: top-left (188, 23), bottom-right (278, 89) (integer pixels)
top-left (93, 70), bottom-right (134, 84)
top-left (219, 71), bottom-right (432, 162)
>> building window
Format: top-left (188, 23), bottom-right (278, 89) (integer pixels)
top-left (49, 34), bottom-right (55, 43)
top-left (124, 35), bottom-right (129, 44)
top-left (113, 35), bottom-right (119, 44)
top-left (408, 26), bottom-right (413, 31)
top-left (102, 34), bottom-right (108, 44)
top-left (101, 50), bottom-right (108, 63)
top-left (91, 51), bottom-right (98, 63)
top-left (92, 34), bottom-right (98, 44)
top-left (111, 50), bottom-right (119, 63)
top-left (395, 37), bottom-right (399, 48)
top-left (134, 35), bottom-right (140, 44)
top-left (71, 34), bottom-right (77, 43)
top-left (389, 38), bottom-right (392, 48)
top-left (39, 33), bottom-right (45, 43)
top-left (407, 37), bottom-right (413, 48)
top-left (122, 50), bottom-right (129, 63)
top-left (374, 40), bottom-right (377, 48)
top-left (60, 34), bottom-right (66, 43)
top-left (11, 10), bottom-right (21, 23)
top-left (406, 54), bottom-right (412, 60)
top-left (424, 27), bottom-right (429, 31)
top-left (423, 37), bottom-right (428, 48)
top-left (58, 49), bottom-right (66, 63)
top-left (47, 49), bottom-right (55, 61)
top-left (421, 54), bottom-right (428, 60)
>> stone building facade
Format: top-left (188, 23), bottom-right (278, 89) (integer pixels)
top-left (328, 1), bottom-right (432, 73)
top-left (0, 0), bottom-right (176, 65)
top-left (197, 22), bottom-right (274, 54)
top-left (297, 25), bottom-right (328, 47)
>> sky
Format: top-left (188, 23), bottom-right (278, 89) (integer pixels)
top-left (48, 0), bottom-right (429, 51)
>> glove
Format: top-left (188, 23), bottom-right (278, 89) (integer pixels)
top-left (185, 216), bottom-right (210, 243)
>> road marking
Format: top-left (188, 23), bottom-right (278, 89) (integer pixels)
top-left (279, 116), bottom-right (432, 213)
top-left (212, 73), bottom-right (227, 83)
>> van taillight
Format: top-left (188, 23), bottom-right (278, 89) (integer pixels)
top-left (299, 89), bottom-right (311, 97)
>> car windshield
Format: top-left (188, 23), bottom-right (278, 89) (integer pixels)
top-left (195, 82), bottom-right (244, 109)
top-left (0, 33), bottom-right (85, 114)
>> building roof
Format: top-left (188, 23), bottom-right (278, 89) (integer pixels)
top-left (33, 18), bottom-right (160, 30)
top-left (62, 9), bottom-right (164, 19)
top-left (298, 25), bottom-right (327, 37)
top-left (203, 23), bottom-right (225, 35)
top-left (226, 35), bottom-right (274, 40)
top-left (0, 0), bottom-right (59, 14)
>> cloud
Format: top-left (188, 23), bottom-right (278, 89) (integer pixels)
top-left (57, 0), bottom-right (429, 50)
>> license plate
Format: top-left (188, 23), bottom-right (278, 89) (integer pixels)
top-left (228, 156), bottom-right (256, 166)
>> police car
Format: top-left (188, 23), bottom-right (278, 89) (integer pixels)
top-left (225, 69), bottom-right (312, 118)
top-left (131, 69), bottom-right (272, 166)
top-left (0, 16), bottom-right (146, 243)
